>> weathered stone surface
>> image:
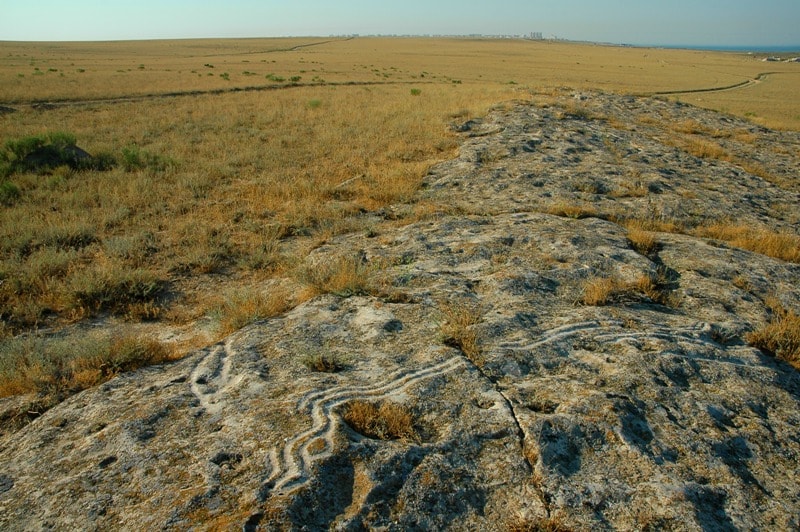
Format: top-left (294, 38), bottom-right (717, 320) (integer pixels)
top-left (1, 92), bottom-right (799, 530)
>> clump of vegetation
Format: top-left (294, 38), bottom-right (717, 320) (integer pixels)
top-left (626, 226), bottom-right (659, 258)
top-left (0, 332), bottom-right (173, 401)
top-left (581, 269), bottom-right (677, 307)
top-left (266, 73), bottom-right (285, 82)
top-left (545, 202), bottom-right (599, 220)
top-left (296, 255), bottom-right (374, 297)
top-left (693, 224), bottom-right (800, 263)
top-left (0, 181), bottom-right (21, 206)
top-left (410, 88), bottom-right (422, 96)
top-left (341, 399), bottom-right (415, 440)
top-left (440, 301), bottom-right (483, 364)
top-left (301, 351), bottom-right (344, 372)
top-left (211, 287), bottom-right (294, 336)
top-left (581, 277), bottom-right (620, 306)
top-left (67, 267), bottom-right (163, 314)
top-left (0, 132), bottom-right (113, 177)
top-left (746, 299), bottom-right (800, 369)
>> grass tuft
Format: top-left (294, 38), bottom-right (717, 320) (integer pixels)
top-left (341, 399), bottom-right (415, 440)
top-left (581, 269), bottom-right (677, 307)
top-left (581, 277), bottom-right (620, 306)
top-left (545, 202), bottom-right (598, 220)
top-left (212, 287), bottom-right (293, 336)
top-left (440, 301), bottom-right (483, 364)
top-left (301, 351), bottom-right (344, 373)
top-left (296, 254), bottom-right (374, 297)
top-left (627, 226), bottom-right (659, 258)
top-left (746, 300), bottom-right (800, 369)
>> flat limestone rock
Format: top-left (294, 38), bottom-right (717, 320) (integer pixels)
top-left (1, 92), bottom-right (799, 530)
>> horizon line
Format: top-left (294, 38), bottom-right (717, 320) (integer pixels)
top-left (1, 35), bottom-right (799, 53)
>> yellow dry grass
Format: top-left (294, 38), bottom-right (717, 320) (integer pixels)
top-left (1, 36), bottom-right (798, 403)
top-left (746, 300), bottom-right (800, 369)
top-left (341, 400), bottom-right (415, 440)
top-left (694, 224), bottom-right (800, 263)
top-left (626, 227), bottom-right (659, 257)
top-left (581, 270), bottom-right (677, 307)
top-left (439, 300), bottom-right (483, 364)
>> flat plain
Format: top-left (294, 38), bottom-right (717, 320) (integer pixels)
top-left (1, 35), bottom-right (798, 404)
top-left (1, 37), bottom-right (800, 530)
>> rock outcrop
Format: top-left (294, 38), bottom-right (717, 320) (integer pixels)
top-left (1, 92), bottom-right (799, 530)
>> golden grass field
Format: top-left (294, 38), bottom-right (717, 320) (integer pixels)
top-left (0, 37), bottom-right (798, 401)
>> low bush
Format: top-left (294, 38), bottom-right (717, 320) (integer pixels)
top-left (0, 181), bottom-right (21, 205)
top-left (0, 132), bottom-right (111, 176)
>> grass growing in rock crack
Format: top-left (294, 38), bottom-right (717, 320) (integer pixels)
top-left (301, 351), bottom-right (345, 372)
top-left (746, 299), bottom-right (800, 370)
top-left (440, 301), bottom-right (484, 365)
top-left (693, 224), bottom-right (800, 263)
top-left (545, 202), bottom-right (599, 220)
top-left (581, 269), bottom-right (678, 308)
top-left (341, 399), bottom-right (415, 440)
top-left (626, 226), bottom-right (660, 258)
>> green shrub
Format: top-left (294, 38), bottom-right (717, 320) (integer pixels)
top-left (1, 132), bottom-right (113, 175)
top-left (410, 88), bottom-right (422, 96)
top-left (0, 181), bottom-right (20, 205)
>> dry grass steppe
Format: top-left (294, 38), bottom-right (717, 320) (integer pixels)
top-left (1, 37), bottom-right (800, 527)
top-left (1, 36), bottom-right (798, 411)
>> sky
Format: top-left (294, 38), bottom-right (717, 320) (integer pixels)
top-left (1, 1), bottom-right (798, 48)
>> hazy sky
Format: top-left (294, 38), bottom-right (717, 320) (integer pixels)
top-left (1, 1), bottom-right (798, 47)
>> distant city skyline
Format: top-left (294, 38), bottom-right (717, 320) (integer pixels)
top-left (1, 1), bottom-right (798, 49)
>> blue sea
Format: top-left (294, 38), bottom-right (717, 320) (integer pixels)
top-left (647, 44), bottom-right (800, 53)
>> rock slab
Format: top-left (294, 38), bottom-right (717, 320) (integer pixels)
top-left (1, 92), bottom-right (799, 530)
